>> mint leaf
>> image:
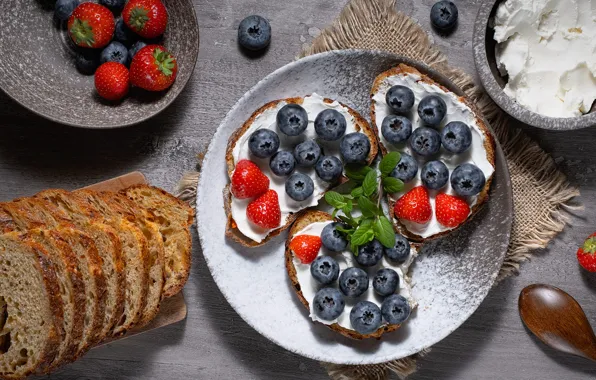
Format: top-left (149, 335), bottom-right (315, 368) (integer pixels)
top-left (351, 186), bottom-right (364, 198)
top-left (335, 226), bottom-right (354, 234)
top-left (325, 191), bottom-right (346, 209)
top-left (362, 170), bottom-right (378, 197)
top-left (345, 165), bottom-right (373, 182)
top-left (379, 152), bottom-right (401, 177)
top-left (338, 215), bottom-right (356, 228)
top-left (358, 196), bottom-right (379, 218)
top-left (342, 200), bottom-right (353, 213)
top-left (374, 216), bottom-right (396, 248)
top-left (351, 224), bottom-right (375, 246)
top-left (382, 177), bottom-right (404, 193)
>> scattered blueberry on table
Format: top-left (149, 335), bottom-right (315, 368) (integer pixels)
top-left (238, 15), bottom-right (272, 51)
top-left (430, 1), bottom-right (459, 33)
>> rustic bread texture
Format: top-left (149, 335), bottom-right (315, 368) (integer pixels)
top-left (370, 64), bottom-right (496, 242)
top-left (0, 233), bottom-right (64, 379)
top-left (121, 185), bottom-right (194, 298)
top-left (224, 96), bottom-right (379, 248)
top-left (285, 210), bottom-right (401, 340)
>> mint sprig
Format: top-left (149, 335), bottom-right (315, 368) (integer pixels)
top-left (325, 153), bottom-right (404, 255)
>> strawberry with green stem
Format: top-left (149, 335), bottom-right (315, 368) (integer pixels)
top-left (577, 233), bottom-right (596, 272)
top-left (130, 45), bottom-right (178, 91)
top-left (123, 0), bottom-right (168, 39)
top-left (68, 2), bottom-right (115, 48)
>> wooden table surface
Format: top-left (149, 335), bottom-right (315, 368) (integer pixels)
top-left (2, 0), bottom-right (595, 379)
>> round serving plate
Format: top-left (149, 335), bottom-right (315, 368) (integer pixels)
top-left (0, 0), bottom-right (199, 129)
top-left (196, 50), bottom-right (513, 364)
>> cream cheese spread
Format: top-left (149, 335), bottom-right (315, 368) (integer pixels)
top-left (493, 0), bottom-right (596, 117)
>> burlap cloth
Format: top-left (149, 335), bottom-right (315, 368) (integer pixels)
top-left (177, 0), bottom-right (581, 378)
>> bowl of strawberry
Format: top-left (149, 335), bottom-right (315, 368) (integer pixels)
top-left (0, 0), bottom-right (199, 128)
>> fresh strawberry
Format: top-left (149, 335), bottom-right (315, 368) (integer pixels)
top-left (231, 160), bottom-right (270, 199)
top-left (246, 190), bottom-right (281, 229)
top-left (577, 233), bottom-right (596, 272)
top-left (94, 62), bottom-right (130, 101)
top-left (435, 193), bottom-right (470, 228)
top-left (123, 0), bottom-right (168, 39)
top-left (68, 3), bottom-right (115, 48)
top-left (129, 45), bottom-right (178, 91)
top-left (394, 186), bottom-right (432, 224)
top-left (290, 235), bottom-right (322, 264)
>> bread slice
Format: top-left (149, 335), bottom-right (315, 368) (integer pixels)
top-left (46, 191), bottom-right (150, 337)
top-left (34, 190), bottom-right (126, 340)
top-left (370, 64), bottom-right (496, 242)
top-left (0, 198), bottom-right (107, 356)
top-left (224, 96), bottom-right (379, 248)
top-left (0, 232), bottom-right (64, 378)
top-left (75, 190), bottom-right (165, 327)
top-left (121, 185), bottom-right (194, 298)
top-left (285, 210), bottom-right (411, 340)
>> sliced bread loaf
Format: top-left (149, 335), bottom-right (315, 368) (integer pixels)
top-left (0, 232), bottom-right (64, 378)
top-left (121, 185), bottom-right (194, 298)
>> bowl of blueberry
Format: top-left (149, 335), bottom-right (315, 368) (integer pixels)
top-left (0, 0), bottom-right (199, 128)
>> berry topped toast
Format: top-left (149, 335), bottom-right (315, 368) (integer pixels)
top-left (224, 94), bottom-right (378, 247)
top-left (370, 64), bottom-right (496, 242)
top-left (285, 210), bottom-right (419, 340)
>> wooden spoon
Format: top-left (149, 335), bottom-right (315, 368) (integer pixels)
top-left (519, 284), bottom-right (596, 362)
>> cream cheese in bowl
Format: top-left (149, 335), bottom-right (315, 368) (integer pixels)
top-left (493, 0), bottom-right (596, 118)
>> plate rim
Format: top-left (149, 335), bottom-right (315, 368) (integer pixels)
top-left (196, 49), bottom-right (513, 364)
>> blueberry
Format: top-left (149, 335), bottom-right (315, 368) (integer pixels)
top-left (55, 0), bottom-right (79, 21)
top-left (356, 239), bottom-right (383, 267)
top-left (339, 267), bottom-right (369, 298)
top-left (269, 151), bottom-right (296, 177)
top-left (442, 121), bottom-right (472, 154)
top-left (410, 127), bottom-right (441, 157)
top-left (418, 95), bottom-right (447, 127)
top-left (350, 301), bottom-right (382, 335)
top-left (321, 222), bottom-right (348, 252)
top-left (277, 104), bottom-right (308, 137)
top-left (381, 115), bottom-right (412, 145)
top-left (340, 133), bottom-right (371, 164)
top-left (238, 15), bottom-right (271, 51)
top-left (313, 288), bottom-right (345, 321)
top-left (421, 160), bottom-right (449, 190)
top-left (128, 41), bottom-right (147, 64)
top-left (315, 156), bottom-right (343, 182)
top-left (381, 294), bottom-right (411, 324)
top-left (390, 153), bottom-right (418, 183)
top-left (315, 109), bottom-right (347, 141)
top-left (373, 268), bottom-right (400, 297)
top-left (248, 129), bottom-right (280, 158)
top-left (293, 140), bottom-right (321, 167)
top-left (310, 256), bottom-right (340, 285)
top-left (99, 0), bottom-right (126, 10)
top-left (430, 1), bottom-right (459, 32)
top-left (385, 234), bottom-right (410, 263)
top-left (100, 42), bottom-right (129, 66)
top-left (451, 163), bottom-right (486, 196)
top-left (285, 173), bottom-right (314, 201)
top-left (385, 85), bottom-right (415, 114)
top-left (75, 52), bottom-right (99, 75)
top-left (114, 18), bottom-right (137, 46)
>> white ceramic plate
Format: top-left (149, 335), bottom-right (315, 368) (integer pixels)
top-left (196, 50), bottom-right (513, 364)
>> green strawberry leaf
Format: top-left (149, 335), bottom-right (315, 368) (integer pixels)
top-left (383, 177), bottom-right (405, 193)
top-left (374, 216), bottom-right (396, 248)
top-left (325, 191), bottom-right (346, 209)
top-left (379, 152), bottom-right (401, 177)
top-left (345, 165), bottom-right (373, 182)
top-left (362, 170), bottom-right (378, 197)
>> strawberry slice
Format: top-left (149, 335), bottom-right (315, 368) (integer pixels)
top-left (435, 193), bottom-right (470, 228)
top-left (577, 233), bottom-right (596, 272)
top-left (394, 186), bottom-right (432, 224)
top-left (290, 235), bottom-right (322, 264)
top-left (246, 189), bottom-right (281, 229)
top-left (231, 160), bottom-right (270, 199)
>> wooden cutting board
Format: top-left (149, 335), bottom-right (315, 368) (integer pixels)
top-left (84, 172), bottom-right (188, 345)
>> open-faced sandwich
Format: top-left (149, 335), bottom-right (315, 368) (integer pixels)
top-left (224, 94), bottom-right (378, 247)
top-left (285, 210), bottom-right (418, 339)
top-left (370, 64), bottom-right (496, 242)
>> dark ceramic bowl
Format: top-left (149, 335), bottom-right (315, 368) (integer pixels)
top-left (0, 0), bottom-right (199, 129)
top-left (473, 0), bottom-right (596, 130)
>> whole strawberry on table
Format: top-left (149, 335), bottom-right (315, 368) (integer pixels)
top-left (55, 0), bottom-right (177, 102)
top-left (577, 233), bottom-right (596, 272)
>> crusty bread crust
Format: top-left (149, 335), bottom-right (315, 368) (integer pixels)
top-left (370, 64), bottom-right (496, 242)
top-left (225, 97), bottom-right (379, 248)
top-left (285, 210), bottom-right (401, 340)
